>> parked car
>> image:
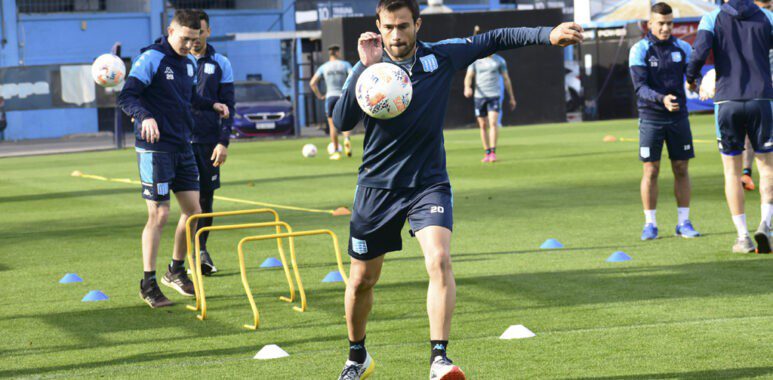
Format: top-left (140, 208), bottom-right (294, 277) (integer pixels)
top-left (231, 81), bottom-right (294, 138)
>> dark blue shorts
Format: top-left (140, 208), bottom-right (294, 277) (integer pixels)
top-left (348, 182), bottom-right (454, 261)
top-left (714, 100), bottom-right (773, 155)
top-left (325, 96), bottom-right (340, 118)
top-left (474, 97), bottom-right (501, 117)
top-left (192, 143), bottom-right (221, 193)
top-left (136, 149), bottom-right (200, 202)
top-left (638, 118), bottom-right (695, 162)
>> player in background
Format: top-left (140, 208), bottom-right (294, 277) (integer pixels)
top-left (332, 0), bottom-right (582, 378)
top-left (463, 28), bottom-right (517, 163)
top-left (117, 10), bottom-right (229, 307)
top-left (189, 10), bottom-right (235, 275)
top-left (686, 0), bottom-right (773, 253)
top-left (628, 2), bottom-right (700, 240)
top-left (310, 45), bottom-right (354, 160)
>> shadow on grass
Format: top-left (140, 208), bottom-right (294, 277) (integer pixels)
top-left (569, 366), bottom-right (773, 379)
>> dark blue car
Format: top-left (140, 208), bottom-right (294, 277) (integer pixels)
top-left (232, 81), bottom-right (294, 138)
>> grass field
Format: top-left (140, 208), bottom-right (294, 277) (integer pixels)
top-left (1, 114), bottom-right (771, 379)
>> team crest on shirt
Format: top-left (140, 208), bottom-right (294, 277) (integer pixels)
top-left (420, 54), bottom-right (438, 72)
top-left (165, 67), bottom-right (174, 80)
top-left (671, 51), bottom-right (682, 63)
top-left (204, 63), bottom-right (216, 74)
top-left (187, 64), bottom-right (194, 77)
top-left (648, 56), bottom-right (659, 68)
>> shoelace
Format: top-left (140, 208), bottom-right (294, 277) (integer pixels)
top-left (340, 364), bottom-right (362, 380)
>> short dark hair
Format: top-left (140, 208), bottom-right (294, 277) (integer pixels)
top-left (328, 44), bottom-right (341, 52)
top-left (195, 9), bottom-right (210, 25)
top-left (171, 9), bottom-right (201, 29)
top-left (376, 0), bottom-right (420, 23)
top-left (651, 2), bottom-right (673, 16)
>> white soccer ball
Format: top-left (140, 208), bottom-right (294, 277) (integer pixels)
top-left (327, 142), bottom-right (343, 155)
top-left (91, 53), bottom-right (126, 88)
top-left (699, 69), bottom-right (716, 100)
top-left (302, 143), bottom-right (317, 158)
top-left (355, 62), bottom-right (412, 120)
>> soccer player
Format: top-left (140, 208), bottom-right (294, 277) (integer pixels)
top-left (310, 45), bottom-right (354, 160)
top-left (463, 50), bottom-right (516, 163)
top-left (189, 10), bottom-right (235, 275)
top-left (332, 0), bottom-right (582, 378)
top-left (117, 10), bottom-right (230, 307)
top-left (628, 2), bottom-right (700, 240)
top-left (686, 0), bottom-right (773, 253)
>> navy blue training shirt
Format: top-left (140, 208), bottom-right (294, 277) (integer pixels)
top-left (118, 37), bottom-right (215, 152)
top-left (333, 27), bottom-right (552, 189)
top-left (190, 44), bottom-right (235, 147)
top-left (686, 0), bottom-right (773, 102)
top-left (629, 33), bottom-right (692, 122)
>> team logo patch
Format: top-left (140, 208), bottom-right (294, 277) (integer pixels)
top-left (157, 182), bottom-right (169, 196)
top-left (671, 51), bottom-right (682, 63)
top-left (204, 63), bottom-right (215, 75)
top-left (187, 64), bottom-right (194, 77)
top-left (352, 237), bottom-right (368, 254)
top-left (211, 174), bottom-right (218, 181)
top-left (648, 56), bottom-right (659, 68)
top-left (143, 188), bottom-right (152, 197)
top-left (684, 144), bottom-right (691, 151)
top-left (164, 67), bottom-right (174, 80)
top-left (420, 54), bottom-right (438, 72)
top-left (640, 147), bottom-right (651, 158)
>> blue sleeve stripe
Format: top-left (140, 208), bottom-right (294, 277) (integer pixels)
top-left (342, 62), bottom-right (364, 89)
top-left (677, 39), bottom-right (692, 61)
top-left (213, 53), bottom-right (234, 83)
top-left (128, 50), bottom-right (164, 85)
top-left (698, 9), bottom-right (720, 34)
top-left (764, 9), bottom-right (773, 36)
top-left (425, 38), bottom-right (470, 47)
top-left (629, 40), bottom-right (650, 67)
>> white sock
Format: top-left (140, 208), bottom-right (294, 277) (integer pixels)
top-left (644, 209), bottom-right (657, 227)
top-left (677, 207), bottom-right (690, 225)
top-left (762, 204), bottom-right (773, 228)
top-left (732, 214), bottom-right (749, 237)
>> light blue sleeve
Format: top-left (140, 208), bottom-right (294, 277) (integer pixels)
top-left (677, 39), bottom-right (693, 62)
top-left (628, 40), bottom-right (649, 67)
top-left (495, 54), bottom-right (507, 73)
top-left (764, 9), bottom-right (773, 37)
top-left (315, 62), bottom-right (327, 77)
top-left (698, 9), bottom-right (721, 34)
top-left (128, 50), bottom-right (164, 85)
top-left (187, 55), bottom-right (199, 86)
top-left (213, 53), bottom-right (234, 83)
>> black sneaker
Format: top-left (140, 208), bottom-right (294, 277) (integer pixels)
top-left (139, 279), bottom-right (173, 308)
top-left (200, 250), bottom-right (218, 276)
top-left (161, 266), bottom-right (195, 297)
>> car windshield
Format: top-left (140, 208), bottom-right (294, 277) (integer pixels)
top-left (235, 83), bottom-right (284, 102)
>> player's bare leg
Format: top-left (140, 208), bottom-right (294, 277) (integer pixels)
top-left (742, 137), bottom-right (756, 191)
top-left (340, 255), bottom-right (384, 379)
top-left (721, 154), bottom-right (755, 252)
top-left (487, 111), bottom-right (500, 162)
top-left (160, 190), bottom-right (200, 297)
top-left (641, 161), bottom-right (660, 239)
top-left (753, 152), bottom-right (773, 253)
top-left (415, 226), bottom-right (464, 379)
top-left (477, 117), bottom-right (491, 162)
top-left (329, 117), bottom-right (342, 160)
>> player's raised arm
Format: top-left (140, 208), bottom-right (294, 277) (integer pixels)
top-left (333, 32), bottom-right (381, 132)
top-left (686, 11), bottom-right (717, 90)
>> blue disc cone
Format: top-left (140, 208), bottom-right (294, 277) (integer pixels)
top-left (59, 273), bottom-right (83, 284)
top-left (322, 271), bottom-right (344, 283)
top-left (82, 290), bottom-right (109, 302)
top-left (606, 251), bottom-right (632, 262)
top-left (540, 238), bottom-right (564, 249)
top-left (260, 257), bottom-right (283, 268)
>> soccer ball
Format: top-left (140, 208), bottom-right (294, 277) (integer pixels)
top-left (355, 62), bottom-right (412, 120)
top-left (302, 143), bottom-right (317, 158)
top-left (327, 142), bottom-right (343, 155)
top-left (699, 69), bottom-right (716, 100)
top-left (91, 53), bottom-right (126, 88)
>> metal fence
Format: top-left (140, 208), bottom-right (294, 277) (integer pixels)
top-left (16, 0), bottom-right (149, 13)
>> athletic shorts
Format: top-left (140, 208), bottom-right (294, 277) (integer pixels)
top-left (192, 143), bottom-right (221, 193)
top-left (638, 117), bottom-right (695, 162)
top-left (325, 96), bottom-right (340, 118)
top-left (474, 97), bottom-right (501, 117)
top-left (348, 182), bottom-right (454, 261)
top-left (714, 100), bottom-right (773, 155)
top-left (136, 148), bottom-right (199, 202)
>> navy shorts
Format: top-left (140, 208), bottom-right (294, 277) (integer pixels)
top-left (714, 100), bottom-right (773, 155)
top-left (474, 97), bottom-right (501, 117)
top-left (192, 143), bottom-right (221, 193)
top-left (638, 118), bottom-right (695, 162)
top-left (137, 149), bottom-right (200, 202)
top-left (348, 182), bottom-right (454, 261)
top-left (325, 96), bottom-right (340, 118)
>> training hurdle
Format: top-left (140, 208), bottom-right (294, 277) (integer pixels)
top-left (184, 209), bottom-right (289, 313)
top-left (237, 229), bottom-right (347, 330)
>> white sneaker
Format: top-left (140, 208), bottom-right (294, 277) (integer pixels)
top-left (338, 353), bottom-right (375, 380)
top-left (429, 356), bottom-right (466, 380)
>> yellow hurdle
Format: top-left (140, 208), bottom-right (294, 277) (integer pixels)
top-left (192, 221), bottom-right (302, 321)
top-left (237, 229), bottom-right (347, 330)
top-left (184, 209), bottom-right (287, 312)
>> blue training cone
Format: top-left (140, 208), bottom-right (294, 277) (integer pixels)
top-left (606, 251), bottom-right (632, 262)
top-left (322, 271), bottom-right (344, 283)
top-left (59, 273), bottom-right (83, 284)
top-left (540, 238), bottom-right (564, 249)
top-left (82, 290), bottom-right (109, 302)
top-left (260, 257), bottom-right (283, 268)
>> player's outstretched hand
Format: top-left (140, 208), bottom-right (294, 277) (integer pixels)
top-left (213, 103), bottom-right (230, 119)
top-left (141, 117), bottom-right (160, 143)
top-left (663, 94), bottom-right (680, 112)
top-left (550, 22), bottom-right (584, 47)
top-left (358, 32), bottom-right (383, 67)
top-left (211, 143), bottom-right (228, 167)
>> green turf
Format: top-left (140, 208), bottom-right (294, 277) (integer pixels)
top-left (1, 115), bottom-right (771, 379)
